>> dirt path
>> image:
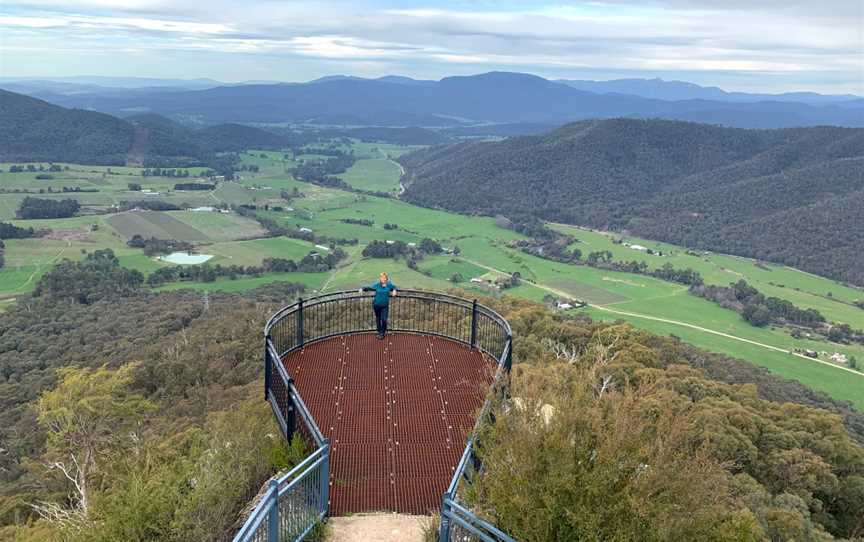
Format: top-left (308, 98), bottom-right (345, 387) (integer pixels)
top-left (8, 240), bottom-right (70, 294)
top-left (460, 258), bottom-right (864, 377)
top-left (327, 514), bottom-right (428, 542)
top-left (320, 245), bottom-right (365, 293)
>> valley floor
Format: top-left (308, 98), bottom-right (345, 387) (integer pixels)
top-left (1, 145), bottom-right (862, 409)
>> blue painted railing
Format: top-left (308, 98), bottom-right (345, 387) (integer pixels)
top-left (234, 290), bottom-right (516, 542)
top-left (439, 338), bottom-right (516, 542)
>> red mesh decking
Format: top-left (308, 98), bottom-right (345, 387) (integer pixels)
top-left (283, 332), bottom-right (497, 516)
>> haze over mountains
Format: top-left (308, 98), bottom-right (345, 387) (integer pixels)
top-left (400, 119), bottom-right (864, 286)
top-left (4, 72), bottom-right (861, 130)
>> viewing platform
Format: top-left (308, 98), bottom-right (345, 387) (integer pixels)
top-left (286, 332), bottom-right (495, 515)
top-left (237, 290), bottom-right (516, 542)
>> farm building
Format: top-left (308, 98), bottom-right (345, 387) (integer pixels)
top-left (830, 352), bottom-right (849, 364)
top-left (299, 227), bottom-right (313, 233)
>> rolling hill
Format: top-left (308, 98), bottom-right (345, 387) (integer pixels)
top-left (399, 118), bottom-right (864, 286)
top-left (20, 72), bottom-right (864, 129)
top-left (0, 90), bottom-right (290, 165)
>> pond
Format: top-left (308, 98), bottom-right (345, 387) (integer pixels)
top-left (158, 252), bottom-right (214, 265)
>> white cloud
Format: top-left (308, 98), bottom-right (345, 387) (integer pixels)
top-left (0, 1), bottom-right (860, 93)
top-left (0, 13), bottom-right (231, 34)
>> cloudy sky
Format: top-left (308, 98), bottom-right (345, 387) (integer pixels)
top-left (1, 0), bottom-right (862, 94)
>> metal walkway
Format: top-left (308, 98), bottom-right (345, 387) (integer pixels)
top-left (283, 332), bottom-right (496, 515)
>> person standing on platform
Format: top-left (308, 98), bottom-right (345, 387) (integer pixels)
top-left (361, 272), bottom-right (397, 339)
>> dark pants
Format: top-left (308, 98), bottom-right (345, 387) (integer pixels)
top-left (373, 304), bottom-right (389, 336)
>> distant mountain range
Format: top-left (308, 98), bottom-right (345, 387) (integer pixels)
top-left (0, 90), bottom-right (289, 165)
top-left (399, 118), bottom-right (864, 286)
top-left (555, 78), bottom-right (862, 105)
top-left (3, 72), bottom-right (861, 130)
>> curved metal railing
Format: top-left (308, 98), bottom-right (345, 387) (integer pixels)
top-left (235, 290), bottom-right (514, 542)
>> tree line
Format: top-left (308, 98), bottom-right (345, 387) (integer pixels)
top-left (145, 250), bottom-right (347, 286)
top-left (16, 197), bottom-right (80, 219)
top-left (691, 279), bottom-right (864, 348)
top-left (126, 235), bottom-right (194, 257)
top-left (511, 224), bottom-right (704, 287)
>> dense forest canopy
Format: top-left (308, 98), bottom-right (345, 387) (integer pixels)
top-left (400, 119), bottom-right (864, 286)
top-left (0, 90), bottom-right (290, 166)
top-left (0, 90), bottom-right (133, 165)
top-left (0, 253), bottom-right (308, 541)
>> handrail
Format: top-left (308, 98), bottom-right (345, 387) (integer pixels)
top-left (441, 498), bottom-right (517, 542)
top-left (238, 289), bottom-right (514, 542)
top-left (268, 338), bottom-right (325, 446)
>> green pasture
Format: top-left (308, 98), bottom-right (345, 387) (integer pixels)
top-left (154, 271), bottom-right (328, 293)
top-left (418, 255), bottom-right (488, 282)
top-left (206, 237), bottom-right (318, 266)
top-left (585, 307), bottom-right (864, 410)
top-left (339, 159), bottom-right (403, 193)
top-left (552, 224), bottom-right (864, 317)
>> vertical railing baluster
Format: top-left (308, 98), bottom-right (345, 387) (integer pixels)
top-left (470, 300), bottom-right (478, 348)
top-left (264, 335), bottom-right (272, 401)
top-left (297, 297), bottom-right (304, 348)
top-left (267, 480), bottom-right (279, 542)
top-left (321, 440), bottom-right (330, 517)
top-left (439, 492), bottom-right (452, 542)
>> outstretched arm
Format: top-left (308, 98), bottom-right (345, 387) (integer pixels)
top-left (360, 283), bottom-right (376, 292)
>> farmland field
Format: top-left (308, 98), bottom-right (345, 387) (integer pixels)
top-left (206, 237), bottom-right (319, 266)
top-left (339, 158), bottom-right (403, 193)
top-left (2, 142), bottom-right (862, 409)
top-left (107, 211), bottom-right (211, 241)
top-left (551, 224), bottom-right (864, 323)
top-left (166, 211), bottom-right (266, 242)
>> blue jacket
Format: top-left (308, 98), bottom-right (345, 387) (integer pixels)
top-left (364, 281), bottom-right (397, 306)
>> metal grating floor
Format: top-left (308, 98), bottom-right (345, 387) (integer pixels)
top-left (283, 332), bottom-right (497, 516)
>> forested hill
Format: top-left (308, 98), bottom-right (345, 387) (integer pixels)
top-left (400, 119), bottom-right (864, 286)
top-left (0, 89), bottom-right (289, 165)
top-left (0, 89), bottom-right (134, 164)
